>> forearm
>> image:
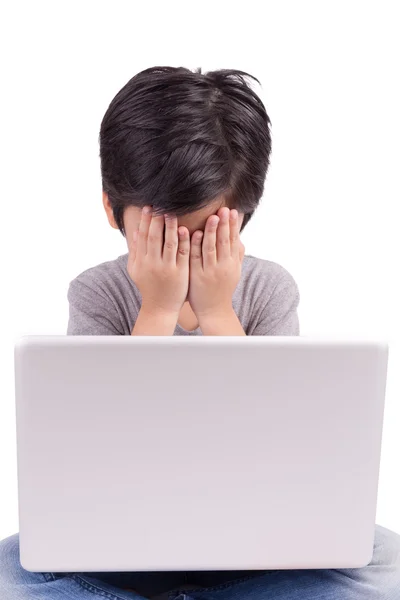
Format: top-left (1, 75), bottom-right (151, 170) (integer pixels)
top-left (198, 308), bottom-right (246, 336)
top-left (131, 306), bottom-right (178, 336)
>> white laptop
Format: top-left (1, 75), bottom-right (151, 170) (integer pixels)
top-left (14, 335), bottom-right (388, 572)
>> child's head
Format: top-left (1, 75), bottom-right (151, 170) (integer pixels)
top-left (100, 66), bottom-right (272, 240)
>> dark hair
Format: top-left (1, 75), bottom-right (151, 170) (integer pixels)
top-left (99, 66), bottom-right (272, 234)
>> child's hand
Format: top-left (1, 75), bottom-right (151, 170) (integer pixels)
top-left (188, 207), bottom-right (245, 321)
top-left (128, 206), bottom-right (190, 316)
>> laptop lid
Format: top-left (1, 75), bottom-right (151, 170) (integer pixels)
top-left (14, 335), bottom-right (388, 572)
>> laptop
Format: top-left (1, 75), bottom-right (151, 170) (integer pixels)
top-left (14, 335), bottom-right (388, 572)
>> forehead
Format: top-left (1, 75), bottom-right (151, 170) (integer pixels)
top-left (177, 198), bottom-right (226, 235)
top-left (125, 197), bottom-right (227, 236)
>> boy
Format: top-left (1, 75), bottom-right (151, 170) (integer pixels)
top-left (1, 66), bottom-right (399, 600)
top-left (67, 66), bottom-right (299, 339)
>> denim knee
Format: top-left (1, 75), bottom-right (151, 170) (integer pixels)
top-left (372, 524), bottom-right (400, 567)
top-left (0, 533), bottom-right (49, 588)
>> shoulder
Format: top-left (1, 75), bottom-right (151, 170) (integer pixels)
top-left (67, 253), bottom-right (131, 303)
top-left (240, 255), bottom-right (300, 335)
top-left (242, 254), bottom-right (299, 299)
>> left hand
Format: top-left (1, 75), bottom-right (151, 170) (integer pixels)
top-left (188, 206), bottom-right (245, 320)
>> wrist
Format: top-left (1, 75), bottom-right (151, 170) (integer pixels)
top-left (196, 305), bottom-right (235, 324)
top-left (140, 303), bottom-right (180, 321)
top-left (132, 304), bottom-right (180, 336)
top-left (197, 306), bottom-right (246, 336)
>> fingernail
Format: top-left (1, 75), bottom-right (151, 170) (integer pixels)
top-left (143, 206), bottom-right (151, 214)
top-left (231, 209), bottom-right (238, 219)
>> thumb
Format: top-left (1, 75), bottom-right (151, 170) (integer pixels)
top-left (129, 229), bottom-right (138, 262)
top-left (239, 240), bottom-right (245, 262)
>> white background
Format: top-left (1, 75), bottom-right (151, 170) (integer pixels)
top-left (1, 1), bottom-right (399, 541)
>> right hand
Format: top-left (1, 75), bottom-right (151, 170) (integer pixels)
top-left (127, 206), bottom-right (190, 316)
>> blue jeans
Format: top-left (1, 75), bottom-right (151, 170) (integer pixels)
top-left (1, 525), bottom-right (400, 599)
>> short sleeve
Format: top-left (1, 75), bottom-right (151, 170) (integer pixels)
top-left (67, 277), bottom-right (124, 335)
top-left (252, 272), bottom-right (300, 336)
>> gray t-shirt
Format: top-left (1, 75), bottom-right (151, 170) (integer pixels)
top-left (67, 253), bottom-right (300, 336)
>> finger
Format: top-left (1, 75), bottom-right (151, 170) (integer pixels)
top-left (138, 206), bottom-right (152, 256)
top-left (229, 209), bottom-right (240, 258)
top-left (176, 226), bottom-right (190, 267)
top-left (202, 215), bottom-right (219, 268)
top-left (190, 230), bottom-right (204, 270)
top-left (163, 214), bottom-right (179, 263)
top-left (147, 213), bottom-right (165, 261)
top-left (216, 207), bottom-right (231, 261)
